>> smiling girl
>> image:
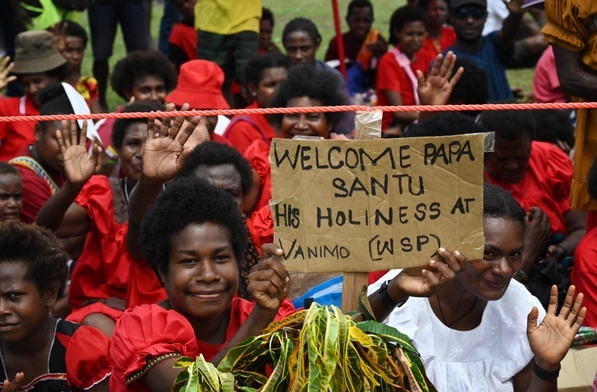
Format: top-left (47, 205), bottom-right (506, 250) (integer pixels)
top-left (376, 5), bottom-right (435, 136)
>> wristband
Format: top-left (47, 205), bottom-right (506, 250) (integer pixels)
top-left (379, 280), bottom-right (407, 310)
top-left (533, 359), bottom-right (560, 382)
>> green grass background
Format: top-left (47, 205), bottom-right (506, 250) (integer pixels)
top-left (79, 0), bottom-right (534, 110)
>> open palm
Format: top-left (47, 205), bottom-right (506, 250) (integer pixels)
top-left (417, 51), bottom-right (463, 107)
top-left (527, 285), bottom-right (586, 366)
top-left (57, 120), bottom-right (100, 185)
top-left (142, 103), bottom-right (206, 182)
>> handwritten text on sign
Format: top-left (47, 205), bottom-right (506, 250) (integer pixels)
top-left (270, 134), bottom-right (485, 272)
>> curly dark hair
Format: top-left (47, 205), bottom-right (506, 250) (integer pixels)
top-left (0, 220), bottom-right (68, 297)
top-left (448, 57), bottom-right (488, 108)
top-left (407, 112), bottom-right (486, 137)
top-left (59, 20), bottom-right (88, 47)
top-left (531, 110), bottom-right (574, 148)
top-left (177, 141), bottom-right (254, 196)
top-left (37, 83), bottom-right (75, 134)
top-left (483, 183), bottom-right (526, 228)
top-left (0, 162), bottom-right (19, 176)
top-left (388, 6), bottom-right (428, 45)
top-left (110, 51), bottom-right (178, 100)
top-left (282, 17), bottom-right (322, 46)
top-left (111, 101), bottom-right (164, 151)
top-left (479, 110), bottom-right (536, 140)
top-left (140, 177), bottom-right (248, 277)
top-left (262, 7), bottom-right (275, 27)
top-left (268, 64), bottom-right (348, 128)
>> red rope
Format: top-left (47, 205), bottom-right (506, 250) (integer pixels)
top-left (2, 101), bottom-right (597, 123)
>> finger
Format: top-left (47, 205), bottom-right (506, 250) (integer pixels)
top-left (261, 243), bottom-right (284, 259)
top-left (449, 67), bottom-right (464, 88)
top-left (69, 120), bottom-right (79, 147)
top-left (147, 117), bottom-right (157, 140)
top-left (250, 279), bottom-right (283, 299)
top-left (56, 129), bottom-right (67, 154)
top-left (90, 140), bottom-right (102, 166)
top-left (79, 121), bottom-right (88, 147)
top-left (416, 69), bottom-right (425, 85)
top-left (567, 292), bottom-right (584, 325)
top-left (128, 95), bottom-right (136, 104)
top-left (526, 306), bottom-right (539, 334)
top-left (176, 115), bottom-right (201, 146)
top-left (547, 284), bottom-right (560, 316)
top-left (429, 53), bottom-right (443, 77)
top-left (251, 257), bottom-right (290, 285)
top-left (59, 120), bottom-right (72, 148)
top-left (250, 268), bottom-right (287, 293)
top-left (159, 103), bottom-right (175, 137)
top-left (439, 51), bottom-right (455, 78)
top-left (437, 248), bottom-right (462, 273)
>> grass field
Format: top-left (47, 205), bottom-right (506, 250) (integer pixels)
top-left (80, 0), bottom-right (534, 110)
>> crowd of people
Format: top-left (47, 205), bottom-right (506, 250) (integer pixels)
top-left (0, 0), bottom-right (596, 390)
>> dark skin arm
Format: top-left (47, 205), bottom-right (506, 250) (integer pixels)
top-left (126, 104), bottom-right (209, 260)
top-left (35, 120), bottom-right (100, 237)
top-left (546, 211), bottom-right (585, 262)
top-left (496, 0), bottom-right (526, 51)
top-left (142, 245), bottom-right (291, 392)
top-left (517, 207), bottom-right (550, 275)
top-left (552, 45), bottom-right (597, 100)
top-left (368, 248), bottom-right (466, 321)
top-left (512, 285), bottom-right (586, 391)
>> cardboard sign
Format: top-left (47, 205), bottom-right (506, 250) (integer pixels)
top-left (270, 134), bottom-right (485, 273)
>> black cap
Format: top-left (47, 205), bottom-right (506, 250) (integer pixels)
top-left (450, 0), bottom-right (487, 8)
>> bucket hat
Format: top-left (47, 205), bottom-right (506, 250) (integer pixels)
top-left (12, 30), bottom-right (67, 74)
top-left (166, 60), bottom-right (229, 110)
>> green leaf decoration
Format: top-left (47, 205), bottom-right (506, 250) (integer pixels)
top-left (171, 304), bottom-right (435, 392)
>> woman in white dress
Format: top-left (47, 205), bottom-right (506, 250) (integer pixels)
top-left (368, 184), bottom-right (585, 392)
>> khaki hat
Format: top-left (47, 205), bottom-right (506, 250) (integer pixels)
top-left (12, 30), bottom-right (67, 74)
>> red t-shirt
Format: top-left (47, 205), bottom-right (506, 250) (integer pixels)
top-left (224, 101), bottom-right (277, 155)
top-left (571, 227), bottom-right (597, 327)
top-left (376, 49), bottom-right (434, 130)
top-left (0, 96), bottom-right (38, 162)
top-left (65, 175), bottom-right (128, 323)
top-left (116, 222), bottom-right (168, 309)
top-left (169, 22), bottom-right (197, 61)
top-left (418, 26), bottom-right (456, 63)
top-left (12, 149), bottom-right (65, 224)
top-left (244, 138), bottom-right (272, 214)
top-left (110, 298), bottom-right (295, 391)
top-left (485, 141), bottom-right (572, 236)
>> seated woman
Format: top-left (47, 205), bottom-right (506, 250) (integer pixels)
top-left (110, 177), bottom-right (294, 391)
top-left (34, 102), bottom-right (163, 336)
top-left (376, 5), bottom-right (435, 136)
top-left (282, 17), bottom-right (354, 135)
top-left (0, 162), bottom-right (22, 221)
top-left (0, 31), bottom-right (68, 161)
top-left (368, 184), bottom-right (585, 391)
top-left (97, 51), bottom-right (177, 168)
top-left (417, 0), bottom-right (456, 60)
top-left (0, 220), bottom-right (110, 391)
top-left (224, 52), bottom-right (289, 155)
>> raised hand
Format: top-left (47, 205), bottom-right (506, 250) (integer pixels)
top-left (51, 22), bottom-right (68, 54)
top-left (143, 103), bottom-right (206, 183)
top-left (248, 244), bottom-right (291, 314)
top-left (390, 248), bottom-right (465, 299)
top-left (522, 207), bottom-right (550, 266)
top-left (417, 51), bottom-right (463, 107)
top-left (2, 372), bottom-right (24, 392)
top-left (56, 120), bottom-right (101, 185)
top-left (503, 0), bottom-right (526, 16)
top-left (527, 285), bottom-right (586, 369)
top-left (0, 56), bottom-right (16, 91)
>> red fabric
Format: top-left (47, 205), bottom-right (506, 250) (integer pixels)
top-left (14, 149), bottom-right (65, 224)
top-left (587, 211), bottom-right (597, 232)
top-left (485, 141), bottom-right (572, 236)
top-left (68, 175), bottom-right (128, 311)
top-left (169, 22), bottom-right (197, 61)
top-left (66, 302), bottom-right (124, 324)
top-left (110, 298), bottom-right (295, 391)
top-left (116, 223), bottom-right (168, 309)
top-left (224, 101), bottom-right (277, 155)
top-left (418, 27), bottom-right (456, 62)
top-left (571, 227), bottom-right (597, 327)
top-left (0, 97), bottom-right (38, 162)
top-left (64, 324), bottom-right (112, 389)
top-left (246, 204), bottom-right (274, 252)
top-left (211, 132), bottom-right (232, 145)
top-left (376, 49), bottom-right (434, 130)
top-left (244, 139), bottom-right (272, 213)
top-left (532, 46), bottom-right (569, 103)
top-left (96, 107), bottom-right (124, 151)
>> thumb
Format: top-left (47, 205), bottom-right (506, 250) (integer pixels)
top-left (526, 306), bottom-right (539, 336)
top-left (416, 69), bottom-right (425, 85)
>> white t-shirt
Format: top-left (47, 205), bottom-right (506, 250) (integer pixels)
top-left (369, 270), bottom-right (545, 392)
top-left (483, 0), bottom-right (510, 36)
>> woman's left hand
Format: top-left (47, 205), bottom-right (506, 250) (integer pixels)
top-left (57, 120), bottom-right (101, 186)
top-left (416, 51), bottom-right (463, 107)
top-left (248, 244), bottom-right (291, 314)
top-left (527, 285), bottom-right (586, 368)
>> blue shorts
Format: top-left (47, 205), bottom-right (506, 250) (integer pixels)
top-left (88, 0), bottom-right (149, 61)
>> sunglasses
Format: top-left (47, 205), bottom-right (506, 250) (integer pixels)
top-left (453, 7), bottom-right (486, 20)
